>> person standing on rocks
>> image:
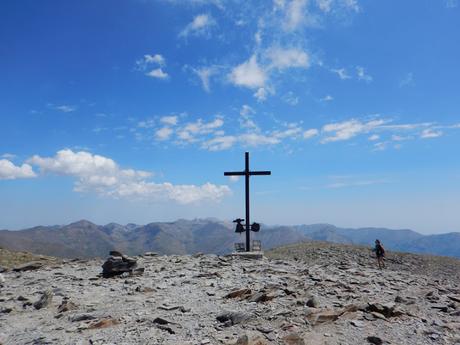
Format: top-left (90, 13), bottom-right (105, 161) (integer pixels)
top-left (373, 239), bottom-right (385, 269)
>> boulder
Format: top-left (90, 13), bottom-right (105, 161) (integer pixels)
top-left (101, 252), bottom-right (139, 278)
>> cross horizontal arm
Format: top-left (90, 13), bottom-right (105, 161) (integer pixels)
top-left (224, 171), bottom-right (246, 176)
top-left (249, 171), bottom-right (271, 176)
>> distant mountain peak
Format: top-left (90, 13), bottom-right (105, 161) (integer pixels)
top-left (66, 219), bottom-right (97, 228)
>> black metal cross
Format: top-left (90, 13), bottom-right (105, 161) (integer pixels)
top-left (224, 152), bottom-right (271, 252)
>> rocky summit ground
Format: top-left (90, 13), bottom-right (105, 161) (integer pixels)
top-left (1, 242), bottom-right (460, 345)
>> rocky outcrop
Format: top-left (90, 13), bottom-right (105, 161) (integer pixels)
top-left (101, 251), bottom-right (140, 278)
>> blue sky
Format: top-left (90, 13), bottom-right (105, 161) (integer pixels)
top-left (1, 0), bottom-right (459, 233)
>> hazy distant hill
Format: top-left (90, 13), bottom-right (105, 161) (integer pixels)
top-left (0, 219), bottom-right (459, 258)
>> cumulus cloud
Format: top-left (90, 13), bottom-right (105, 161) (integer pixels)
top-left (283, 0), bottom-right (309, 31)
top-left (27, 149), bottom-right (230, 204)
top-left (229, 55), bottom-right (267, 89)
top-left (254, 87), bottom-right (269, 102)
top-left (320, 95), bottom-right (334, 102)
top-left (155, 127), bottom-right (174, 141)
top-left (136, 54), bottom-right (169, 79)
top-left (420, 128), bottom-right (443, 139)
top-left (146, 68), bottom-right (169, 79)
top-left (240, 133), bottom-right (280, 146)
top-left (160, 115), bottom-right (179, 126)
top-left (136, 54), bottom-right (165, 70)
top-left (303, 128), bottom-right (319, 139)
top-left (201, 135), bottom-right (237, 151)
top-left (0, 159), bottom-right (36, 180)
top-left (176, 117), bottom-right (225, 144)
top-left (240, 105), bottom-right (255, 116)
top-left (321, 119), bottom-right (385, 143)
top-left (179, 14), bottom-right (216, 38)
top-left (266, 47), bottom-right (310, 70)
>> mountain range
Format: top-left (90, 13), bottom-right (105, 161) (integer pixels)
top-left (0, 219), bottom-right (459, 258)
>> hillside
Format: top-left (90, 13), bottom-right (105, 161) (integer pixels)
top-left (1, 219), bottom-right (459, 259)
top-left (0, 247), bottom-right (59, 269)
top-left (1, 244), bottom-right (459, 344)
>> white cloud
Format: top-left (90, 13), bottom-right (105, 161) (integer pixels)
top-left (282, 91), bottom-right (299, 106)
top-left (284, 0), bottom-right (309, 31)
top-left (326, 179), bottom-right (385, 189)
top-left (356, 66), bottom-right (372, 82)
top-left (201, 135), bottom-right (237, 151)
top-left (160, 115), bottom-right (179, 126)
top-left (229, 55), bottom-right (267, 89)
top-left (179, 14), bottom-right (216, 38)
top-left (144, 54), bottom-right (165, 66)
top-left (176, 117), bottom-right (225, 144)
top-left (193, 66), bottom-right (217, 92)
top-left (331, 68), bottom-right (351, 80)
top-left (55, 105), bottom-right (76, 113)
top-left (391, 134), bottom-right (411, 142)
top-left (240, 105), bottom-right (255, 116)
top-left (273, 125), bottom-right (303, 139)
top-left (266, 47), bottom-right (310, 70)
top-left (229, 175), bottom-right (240, 182)
top-left (136, 54), bottom-right (165, 70)
top-left (420, 129), bottom-right (443, 139)
top-left (316, 0), bottom-right (333, 12)
top-left (368, 134), bottom-right (379, 141)
top-left (239, 106), bottom-right (258, 130)
top-left (146, 68), bottom-right (169, 79)
top-left (137, 54), bottom-right (169, 79)
top-left (254, 87), bottom-right (269, 102)
top-left (27, 149), bottom-right (230, 204)
top-left (321, 119), bottom-right (385, 143)
top-left (320, 95), bottom-right (334, 102)
top-left (240, 133), bottom-right (280, 146)
top-left (138, 119), bottom-right (156, 128)
top-left (303, 128), bottom-right (319, 139)
top-left (343, 0), bottom-right (359, 12)
top-left (155, 127), bottom-right (174, 141)
top-left (373, 142), bottom-right (388, 151)
top-left (0, 159), bottom-right (36, 180)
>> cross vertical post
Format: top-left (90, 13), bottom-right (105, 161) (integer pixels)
top-left (245, 152), bottom-right (250, 252)
top-left (224, 152), bottom-right (271, 252)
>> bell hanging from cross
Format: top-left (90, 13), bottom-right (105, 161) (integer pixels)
top-left (233, 218), bottom-right (245, 233)
top-left (250, 222), bottom-right (260, 232)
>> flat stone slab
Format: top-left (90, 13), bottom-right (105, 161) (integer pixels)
top-left (231, 251), bottom-right (264, 260)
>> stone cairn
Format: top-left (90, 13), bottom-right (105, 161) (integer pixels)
top-left (101, 250), bottom-right (143, 278)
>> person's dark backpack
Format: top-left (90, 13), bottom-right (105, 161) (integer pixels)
top-left (376, 244), bottom-right (385, 257)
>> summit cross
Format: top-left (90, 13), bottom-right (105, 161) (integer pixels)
top-left (224, 152), bottom-right (271, 252)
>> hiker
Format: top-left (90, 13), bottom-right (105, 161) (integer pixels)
top-left (373, 239), bottom-right (385, 269)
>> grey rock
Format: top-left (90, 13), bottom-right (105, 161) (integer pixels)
top-left (306, 295), bottom-right (320, 308)
top-left (367, 336), bottom-right (383, 345)
top-left (216, 311), bottom-right (251, 326)
top-left (13, 261), bottom-right (44, 272)
top-left (33, 289), bottom-right (53, 310)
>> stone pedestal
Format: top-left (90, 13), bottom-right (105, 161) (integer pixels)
top-left (231, 251), bottom-right (264, 260)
